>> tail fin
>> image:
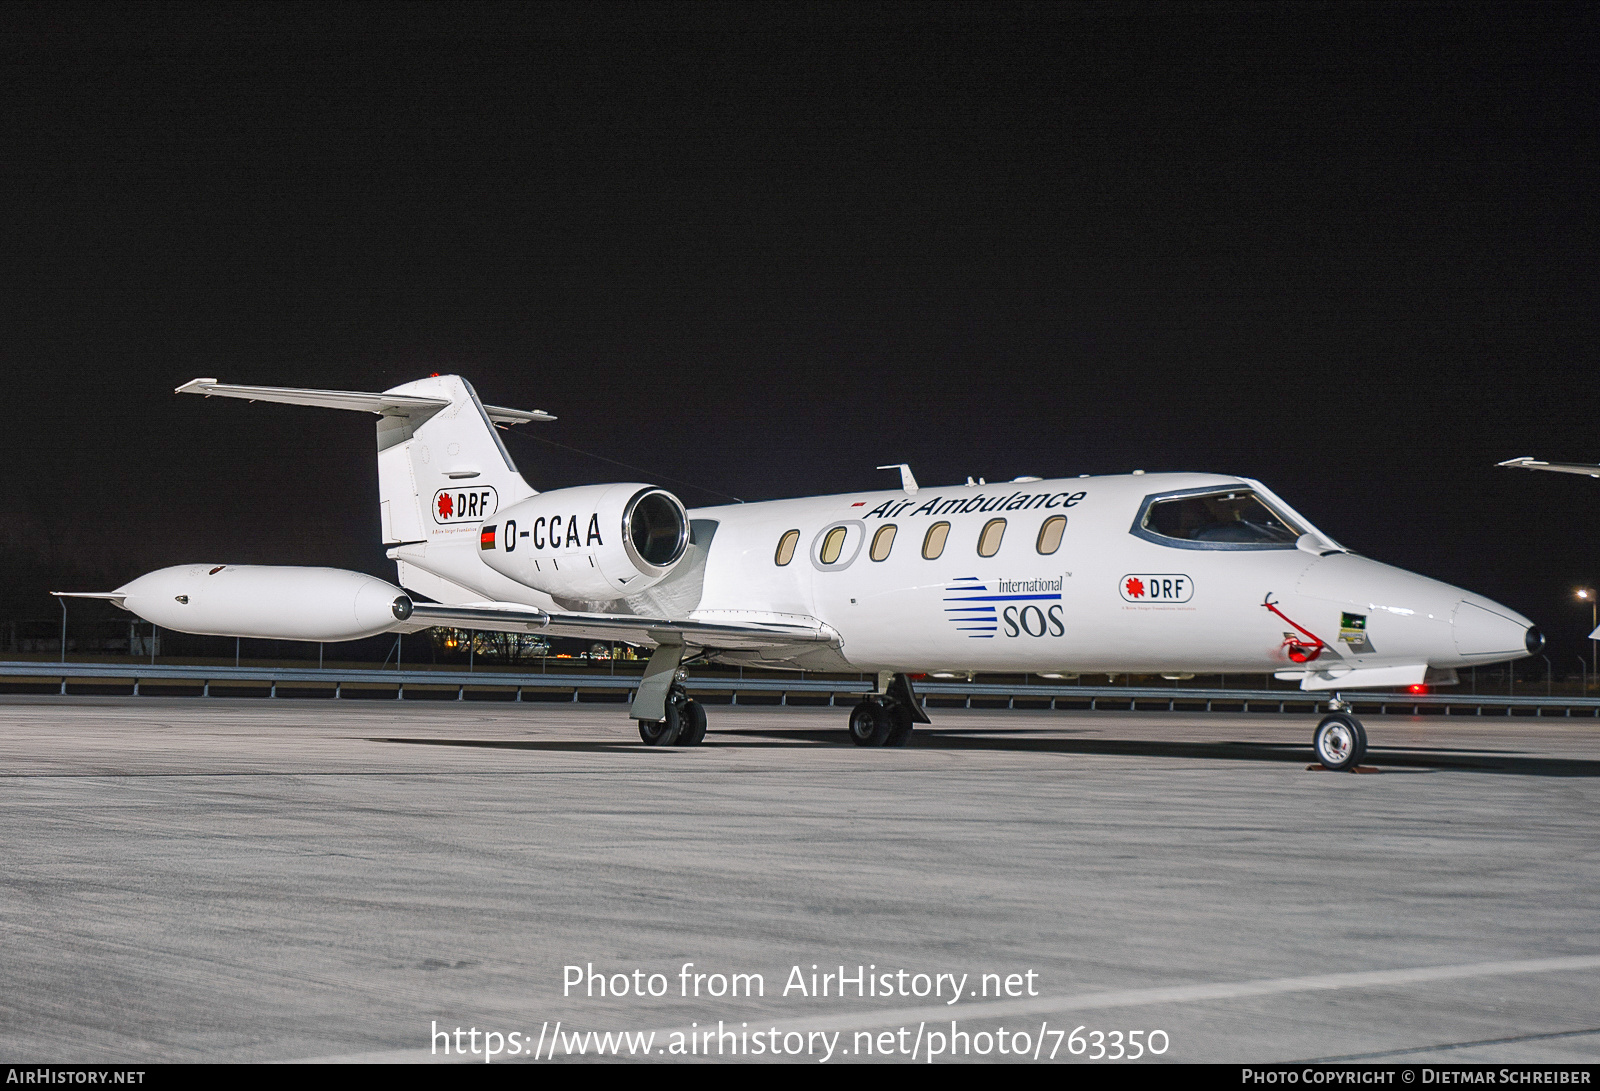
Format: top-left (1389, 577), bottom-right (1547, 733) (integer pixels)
top-left (374, 375), bottom-right (543, 544)
top-left (176, 374), bottom-right (548, 545)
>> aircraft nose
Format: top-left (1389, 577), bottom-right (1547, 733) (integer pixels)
top-left (1453, 598), bottom-right (1539, 660)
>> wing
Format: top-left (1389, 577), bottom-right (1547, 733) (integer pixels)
top-left (397, 601), bottom-right (836, 651)
top-left (1498, 456), bottom-right (1600, 478)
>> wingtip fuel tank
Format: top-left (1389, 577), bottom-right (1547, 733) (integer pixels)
top-left (115, 565), bottom-right (412, 642)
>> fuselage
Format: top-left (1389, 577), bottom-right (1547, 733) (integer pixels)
top-left (676, 471), bottom-right (1535, 677)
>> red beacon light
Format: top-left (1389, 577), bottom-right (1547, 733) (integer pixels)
top-left (1408, 683), bottom-right (1428, 694)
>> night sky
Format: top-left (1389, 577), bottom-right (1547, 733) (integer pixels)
top-left (4, 3), bottom-right (1598, 669)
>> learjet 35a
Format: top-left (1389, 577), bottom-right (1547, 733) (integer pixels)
top-left (60, 375), bottom-right (1541, 770)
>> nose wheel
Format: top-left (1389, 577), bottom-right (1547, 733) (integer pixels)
top-left (1313, 712), bottom-right (1367, 771)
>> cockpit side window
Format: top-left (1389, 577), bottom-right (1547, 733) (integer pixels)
top-left (1132, 488), bottom-right (1304, 550)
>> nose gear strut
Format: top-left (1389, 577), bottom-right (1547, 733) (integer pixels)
top-left (1260, 596), bottom-right (1374, 771)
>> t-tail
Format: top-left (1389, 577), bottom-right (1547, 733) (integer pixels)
top-left (174, 374), bottom-right (550, 547)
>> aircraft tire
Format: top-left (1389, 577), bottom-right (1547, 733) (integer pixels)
top-left (884, 703), bottom-right (915, 747)
top-left (677, 699), bottom-right (708, 746)
top-left (1313, 713), bottom-right (1367, 771)
top-left (638, 702), bottom-right (683, 746)
top-left (848, 700), bottom-right (893, 747)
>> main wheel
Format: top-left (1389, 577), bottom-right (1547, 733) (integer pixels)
top-left (1313, 713), bottom-right (1367, 771)
top-left (638, 702), bottom-right (683, 746)
top-left (677, 699), bottom-right (708, 746)
top-left (884, 703), bottom-right (915, 747)
top-left (848, 700), bottom-right (893, 747)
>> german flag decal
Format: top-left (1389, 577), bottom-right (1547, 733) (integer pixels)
top-left (480, 525), bottom-right (497, 550)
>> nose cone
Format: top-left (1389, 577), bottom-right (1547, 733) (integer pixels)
top-left (1296, 554), bottom-right (1536, 668)
top-left (1452, 597), bottom-right (1538, 661)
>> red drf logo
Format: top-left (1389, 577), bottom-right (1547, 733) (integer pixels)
top-left (1120, 574), bottom-right (1192, 603)
top-left (432, 487), bottom-right (498, 525)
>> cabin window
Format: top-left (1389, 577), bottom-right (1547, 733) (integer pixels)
top-left (922, 521), bottom-right (950, 560)
top-left (977, 518), bottom-right (1007, 557)
top-left (1036, 515), bottom-right (1067, 555)
top-left (870, 524), bottom-right (897, 561)
top-left (820, 526), bottom-right (848, 564)
top-left (774, 529), bottom-right (800, 566)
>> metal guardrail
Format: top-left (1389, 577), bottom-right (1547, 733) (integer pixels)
top-left (2, 661), bottom-right (1599, 715)
top-left (2, 661), bottom-right (866, 700)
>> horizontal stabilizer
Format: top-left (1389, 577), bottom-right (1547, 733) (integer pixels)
top-left (175, 378), bottom-right (555, 424)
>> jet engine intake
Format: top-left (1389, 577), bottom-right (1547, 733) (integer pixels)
top-left (479, 483), bottom-right (689, 601)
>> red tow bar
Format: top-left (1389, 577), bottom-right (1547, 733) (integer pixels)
top-left (1262, 594), bottom-right (1327, 663)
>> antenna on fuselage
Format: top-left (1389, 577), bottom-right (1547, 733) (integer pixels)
top-left (877, 464), bottom-right (919, 494)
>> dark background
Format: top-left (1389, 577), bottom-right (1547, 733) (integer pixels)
top-left (2, 2), bottom-right (1597, 672)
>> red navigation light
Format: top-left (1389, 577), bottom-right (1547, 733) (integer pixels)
top-left (1409, 683), bottom-right (1427, 694)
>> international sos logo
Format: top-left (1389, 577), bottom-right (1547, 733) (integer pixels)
top-left (433, 486), bottom-right (499, 525)
top-left (1120, 574), bottom-right (1193, 603)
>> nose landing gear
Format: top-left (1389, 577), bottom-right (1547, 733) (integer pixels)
top-left (1312, 700), bottom-right (1368, 771)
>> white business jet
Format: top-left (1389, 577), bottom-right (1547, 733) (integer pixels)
top-left (58, 376), bottom-right (1541, 770)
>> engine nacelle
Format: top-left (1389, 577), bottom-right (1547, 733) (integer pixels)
top-left (117, 564), bottom-right (413, 641)
top-left (479, 483), bottom-right (689, 601)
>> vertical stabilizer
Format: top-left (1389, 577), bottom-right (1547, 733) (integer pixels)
top-left (376, 375), bottom-right (537, 546)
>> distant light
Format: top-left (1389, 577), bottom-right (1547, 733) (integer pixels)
top-left (1409, 683), bottom-right (1427, 694)
top-left (1580, 589), bottom-right (1593, 600)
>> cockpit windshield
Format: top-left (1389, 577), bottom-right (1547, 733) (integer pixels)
top-left (1138, 489), bottom-right (1303, 549)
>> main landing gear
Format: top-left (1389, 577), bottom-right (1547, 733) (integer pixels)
top-left (636, 684), bottom-right (707, 742)
top-left (631, 644), bottom-right (707, 747)
top-left (848, 673), bottom-right (931, 748)
top-left (848, 700), bottom-right (914, 747)
top-left (1312, 699), bottom-right (1368, 771)
top-left (638, 685), bottom-right (707, 747)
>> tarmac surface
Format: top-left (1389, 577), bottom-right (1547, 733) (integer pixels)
top-left (2, 694), bottom-right (1598, 1064)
